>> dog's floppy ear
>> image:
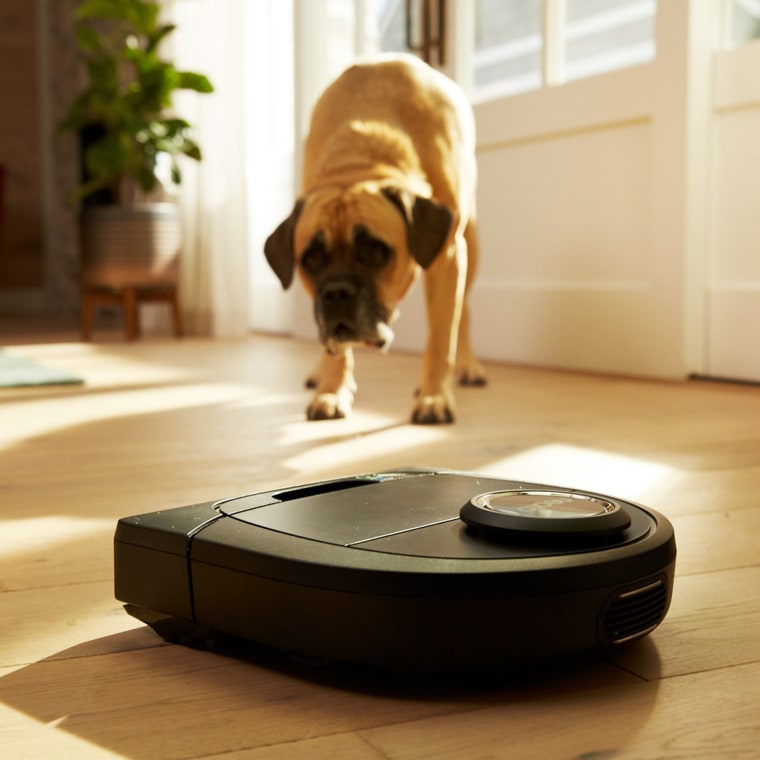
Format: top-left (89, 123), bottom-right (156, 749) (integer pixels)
top-left (382, 187), bottom-right (453, 269)
top-left (264, 200), bottom-right (304, 289)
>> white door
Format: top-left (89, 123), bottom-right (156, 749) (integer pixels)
top-left (708, 33), bottom-right (760, 383)
top-left (463, 0), bottom-right (694, 380)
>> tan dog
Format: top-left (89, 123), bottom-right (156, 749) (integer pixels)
top-left (264, 54), bottom-right (485, 423)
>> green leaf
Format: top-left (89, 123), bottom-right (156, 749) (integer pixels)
top-left (75, 0), bottom-right (125, 22)
top-left (85, 134), bottom-right (129, 177)
top-left (177, 71), bottom-right (214, 93)
top-left (137, 163), bottom-right (158, 193)
top-left (75, 23), bottom-right (102, 54)
top-left (163, 117), bottom-right (191, 134)
top-left (76, 0), bottom-right (160, 35)
top-left (148, 120), bottom-right (169, 138)
top-left (182, 141), bottom-right (202, 161)
top-left (146, 24), bottom-right (176, 55)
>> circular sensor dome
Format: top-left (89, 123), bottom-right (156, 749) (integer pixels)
top-left (461, 489), bottom-right (632, 540)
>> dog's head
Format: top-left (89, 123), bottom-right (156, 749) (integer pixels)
top-left (264, 183), bottom-right (452, 354)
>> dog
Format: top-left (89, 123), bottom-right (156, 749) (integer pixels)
top-left (264, 53), bottom-right (486, 423)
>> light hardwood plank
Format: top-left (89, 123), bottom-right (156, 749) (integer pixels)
top-left (668, 511), bottom-right (760, 576)
top-left (360, 662), bottom-right (760, 760)
top-left (608, 566), bottom-right (760, 680)
top-left (0, 581), bottom-right (147, 667)
top-left (647, 466), bottom-right (760, 515)
top-left (0, 644), bottom-right (635, 759)
top-left (201, 732), bottom-right (387, 760)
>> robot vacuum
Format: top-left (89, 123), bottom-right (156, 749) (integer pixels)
top-left (114, 467), bottom-right (676, 672)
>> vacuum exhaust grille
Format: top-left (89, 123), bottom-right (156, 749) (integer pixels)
top-left (600, 577), bottom-right (668, 645)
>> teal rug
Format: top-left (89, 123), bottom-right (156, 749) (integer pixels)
top-left (0, 352), bottom-right (84, 388)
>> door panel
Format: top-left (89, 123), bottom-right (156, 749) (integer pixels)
top-left (473, 118), bottom-right (661, 374)
top-left (708, 52), bottom-right (760, 383)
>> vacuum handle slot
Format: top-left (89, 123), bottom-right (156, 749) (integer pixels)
top-left (273, 471), bottom-right (425, 501)
top-left (273, 479), bottom-right (373, 502)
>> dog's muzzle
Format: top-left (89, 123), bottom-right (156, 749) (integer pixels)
top-left (316, 276), bottom-right (394, 354)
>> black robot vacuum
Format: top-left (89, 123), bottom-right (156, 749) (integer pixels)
top-left (114, 467), bottom-right (676, 672)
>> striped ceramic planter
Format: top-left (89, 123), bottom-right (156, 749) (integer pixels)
top-left (80, 203), bottom-right (181, 288)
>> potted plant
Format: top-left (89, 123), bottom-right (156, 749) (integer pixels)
top-left (60, 0), bottom-right (213, 295)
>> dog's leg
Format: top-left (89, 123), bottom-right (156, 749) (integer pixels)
top-left (456, 219), bottom-right (487, 386)
top-left (306, 348), bottom-right (357, 420)
top-left (304, 360), bottom-right (321, 389)
top-left (411, 236), bottom-right (467, 424)
top-left (456, 302), bottom-right (487, 386)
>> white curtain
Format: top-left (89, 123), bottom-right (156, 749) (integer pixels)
top-left (167, 0), bottom-right (250, 337)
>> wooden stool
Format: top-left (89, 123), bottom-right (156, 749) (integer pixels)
top-left (81, 284), bottom-right (183, 341)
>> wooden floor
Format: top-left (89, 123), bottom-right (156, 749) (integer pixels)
top-left (1, 332), bottom-right (758, 759)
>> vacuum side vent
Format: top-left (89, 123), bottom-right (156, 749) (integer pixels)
top-left (599, 577), bottom-right (668, 645)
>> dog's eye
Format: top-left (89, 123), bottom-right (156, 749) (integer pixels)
top-left (354, 226), bottom-right (393, 269)
top-left (300, 238), bottom-right (330, 275)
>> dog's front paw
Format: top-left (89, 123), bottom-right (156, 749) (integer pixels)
top-left (307, 392), bottom-right (353, 420)
top-left (456, 358), bottom-right (488, 387)
top-left (411, 394), bottom-right (455, 424)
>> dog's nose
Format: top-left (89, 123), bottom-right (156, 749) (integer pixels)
top-left (321, 279), bottom-right (357, 305)
top-left (320, 279), bottom-right (358, 323)
top-left (319, 279), bottom-right (360, 346)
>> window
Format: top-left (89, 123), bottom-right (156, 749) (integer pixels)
top-left (564, 0), bottom-right (655, 82)
top-left (474, 0), bottom-right (542, 98)
top-left (471, 0), bottom-right (656, 101)
top-left (373, 0), bottom-right (412, 52)
top-left (324, 0), bottom-right (359, 74)
top-left (731, 0), bottom-right (760, 46)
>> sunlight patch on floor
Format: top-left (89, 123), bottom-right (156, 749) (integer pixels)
top-left (0, 383), bottom-right (296, 452)
top-left (277, 411), bottom-right (402, 446)
top-left (0, 703), bottom-right (121, 757)
top-left (479, 443), bottom-right (680, 500)
top-left (0, 516), bottom-right (114, 561)
top-left (3, 342), bottom-right (189, 387)
top-left (282, 420), bottom-right (449, 473)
